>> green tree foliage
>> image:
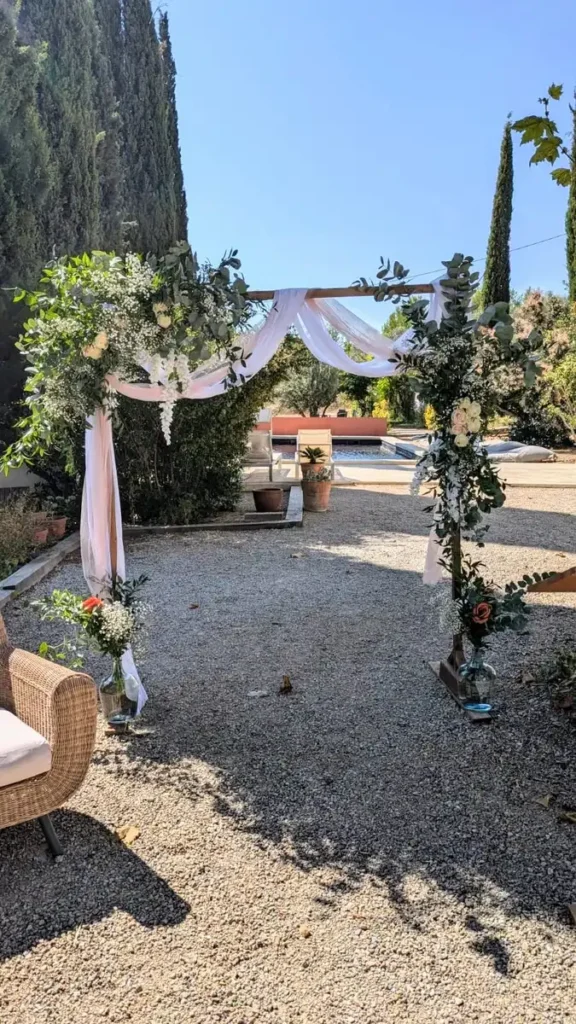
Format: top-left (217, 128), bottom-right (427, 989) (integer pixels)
top-left (380, 306), bottom-right (418, 423)
top-left (0, 4), bottom-right (53, 444)
top-left (19, 0), bottom-right (101, 254)
top-left (338, 372), bottom-right (374, 415)
top-left (159, 13), bottom-right (188, 242)
top-left (511, 84), bottom-right (571, 186)
top-left (278, 355), bottom-right (341, 417)
top-left (483, 124), bottom-right (513, 307)
top-left (121, 0), bottom-right (178, 253)
top-left (92, 0), bottom-right (124, 251)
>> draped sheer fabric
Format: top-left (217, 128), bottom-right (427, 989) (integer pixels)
top-left (82, 284), bottom-right (445, 710)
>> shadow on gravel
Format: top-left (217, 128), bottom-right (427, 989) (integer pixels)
top-left (110, 486), bottom-right (576, 962)
top-left (6, 488), bottom-right (576, 971)
top-left (0, 811), bottom-right (189, 961)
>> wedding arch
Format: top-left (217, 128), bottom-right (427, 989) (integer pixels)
top-left (3, 247), bottom-right (559, 718)
top-left (83, 280), bottom-right (445, 712)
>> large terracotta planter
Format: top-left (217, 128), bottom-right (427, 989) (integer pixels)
top-left (33, 527), bottom-right (49, 545)
top-left (253, 488), bottom-right (283, 513)
top-left (302, 479), bottom-right (332, 512)
top-left (47, 516), bottom-right (67, 540)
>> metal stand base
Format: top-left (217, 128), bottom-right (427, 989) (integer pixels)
top-left (38, 814), bottom-right (64, 858)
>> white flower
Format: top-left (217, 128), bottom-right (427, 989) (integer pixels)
top-left (157, 314), bottom-right (172, 329)
top-left (160, 400), bottom-right (176, 445)
top-left (454, 433), bottom-right (469, 448)
top-left (149, 353), bottom-right (163, 383)
top-left (467, 416), bottom-right (481, 433)
top-left (153, 302), bottom-right (168, 314)
top-left (83, 344), bottom-right (103, 360)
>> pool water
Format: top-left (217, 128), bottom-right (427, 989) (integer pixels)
top-left (273, 443), bottom-right (405, 462)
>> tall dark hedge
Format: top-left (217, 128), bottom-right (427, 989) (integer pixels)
top-left (0, 4), bottom-right (53, 445)
top-left (18, 0), bottom-right (101, 254)
top-left (159, 13), bottom-right (188, 243)
top-left (483, 123), bottom-right (513, 307)
top-left (121, 0), bottom-right (178, 253)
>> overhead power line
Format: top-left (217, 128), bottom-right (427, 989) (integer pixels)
top-left (405, 232), bottom-right (566, 282)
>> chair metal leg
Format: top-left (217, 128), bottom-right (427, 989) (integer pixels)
top-left (38, 815), bottom-right (64, 858)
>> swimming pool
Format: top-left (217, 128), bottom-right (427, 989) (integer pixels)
top-left (273, 443), bottom-right (407, 462)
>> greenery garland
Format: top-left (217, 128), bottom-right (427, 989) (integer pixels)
top-left (1, 242), bottom-right (253, 469)
top-left (369, 253), bottom-right (554, 653)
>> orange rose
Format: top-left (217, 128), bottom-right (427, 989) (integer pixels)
top-left (472, 602), bottom-right (492, 624)
top-left (82, 596), bottom-right (104, 614)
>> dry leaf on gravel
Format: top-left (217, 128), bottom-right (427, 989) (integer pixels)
top-left (279, 675), bottom-right (293, 695)
top-left (532, 794), bottom-right (556, 809)
top-left (114, 825), bottom-right (141, 846)
top-left (558, 812), bottom-right (576, 825)
top-left (189, 603), bottom-right (199, 610)
top-left (298, 925), bottom-right (312, 938)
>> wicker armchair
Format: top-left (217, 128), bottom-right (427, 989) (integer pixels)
top-left (0, 613), bottom-right (97, 856)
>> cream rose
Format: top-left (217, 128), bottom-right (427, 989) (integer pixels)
top-left (156, 314), bottom-right (172, 329)
top-left (153, 302), bottom-right (168, 314)
top-left (94, 331), bottom-right (109, 351)
top-left (467, 416), bottom-right (481, 433)
top-left (451, 410), bottom-right (467, 434)
top-left (454, 433), bottom-right (469, 448)
top-left (82, 344), bottom-right (103, 360)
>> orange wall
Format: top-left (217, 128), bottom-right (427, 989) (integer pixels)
top-left (258, 415), bottom-right (388, 437)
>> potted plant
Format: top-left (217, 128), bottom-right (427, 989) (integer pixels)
top-left (253, 487), bottom-right (284, 513)
top-left (301, 446), bottom-right (332, 512)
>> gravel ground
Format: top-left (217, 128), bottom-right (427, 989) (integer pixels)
top-left (1, 485), bottom-right (576, 1024)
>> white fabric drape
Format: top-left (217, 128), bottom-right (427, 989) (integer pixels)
top-left (81, 283), bottom-right (446, 712)
top-left (81, 409), bottom-right (147, 713)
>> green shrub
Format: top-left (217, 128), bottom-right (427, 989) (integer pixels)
top-left (29, 343), bottom-right (296, 527)
top-left (510, 402), bottom-right (571, 448)
top-left (0, 494), bottom-right (35, 579)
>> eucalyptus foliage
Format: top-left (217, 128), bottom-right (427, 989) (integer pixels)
top-left (369, 252), bottom-right (549, 651)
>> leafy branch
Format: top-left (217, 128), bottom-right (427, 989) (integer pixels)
top-left (511, 83), bottom-right (574, 186)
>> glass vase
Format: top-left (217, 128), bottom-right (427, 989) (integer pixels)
top-left (99, 656), bottom-right (138, 728)
top-left (458, 651), bottom-right (496, 711)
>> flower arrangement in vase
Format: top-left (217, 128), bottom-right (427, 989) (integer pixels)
top-left (34, 574), bottom-right (150, 726)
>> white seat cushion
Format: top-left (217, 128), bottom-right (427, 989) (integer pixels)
top-left (0, 709), bottom-right (52, 788)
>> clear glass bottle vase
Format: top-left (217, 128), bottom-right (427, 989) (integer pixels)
top-left (458, 650), bottom-right (496, 710)
top-left (99, 656), bottom-right (138, 727)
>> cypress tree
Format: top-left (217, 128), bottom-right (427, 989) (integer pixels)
top-left (159, 12), bottom-right (188, 242)
top-left (92, 2), bottom-right (124, 251)
top-left (566, 104), bottom-right (576, 302)
top-left (483, 123), bottom-right (513, 307)
top-left (18, 0), bottom-right (101, 255)
top-left (0, 4), bottom-right (53, 445)
top-left (121, 0), bottom-right (177, 253)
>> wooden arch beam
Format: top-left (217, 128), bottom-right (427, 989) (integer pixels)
top-left (245, 284), bottom-right (434, 301)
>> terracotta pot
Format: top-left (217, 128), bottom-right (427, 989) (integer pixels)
top-left (302, 479), bottom-right (332, 512)
top-left (32, 512), bottom-right (48, 525)
top-left (253, 488), bottom-right (283, 513)
top-left (47, 516), bottom-right (67, 540)
top-left (33, 527), bottom-right (49, 545)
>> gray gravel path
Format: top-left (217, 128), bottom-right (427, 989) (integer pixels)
top-left (1, 485), bottom-right (576, 1024)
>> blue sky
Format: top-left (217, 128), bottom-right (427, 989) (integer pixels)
top-left (169, 0), bottom-right (574, 325)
